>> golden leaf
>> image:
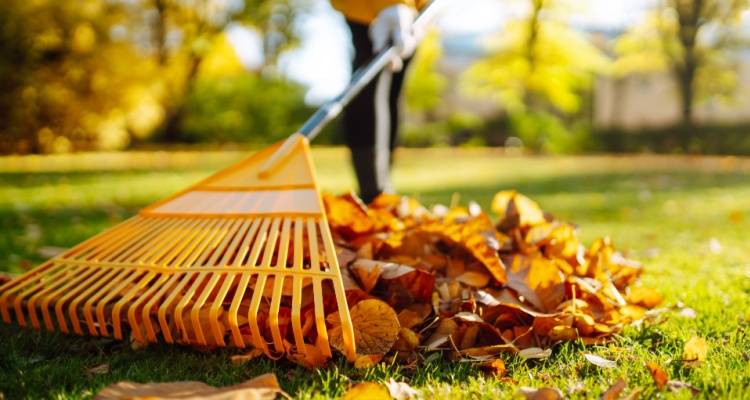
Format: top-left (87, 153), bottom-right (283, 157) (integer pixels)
top-left (341, 382), bottom-right (391, 400)
top-left (682, 336), bottom-right (708, 367)
top-left (331, 299), bottom-right (400, 356)
top-left (626, 287), bottom-right (662, 308)
top-left (479, 358), bottom-right (507, 377)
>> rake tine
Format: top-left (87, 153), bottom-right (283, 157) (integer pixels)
top-left (0, 136), bottom-right (359, 361)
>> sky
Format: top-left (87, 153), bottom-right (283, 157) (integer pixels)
top-left (228, 0), bottom-right (657, 104)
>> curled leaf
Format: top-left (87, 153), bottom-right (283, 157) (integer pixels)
top-left (646, 362), bottom-right (668, 390)
top-left (584, 353), bottom-right (617, 369)
top-left (518, 347), bottom-right (552, 360)
top-left (385, 379), bottom-right (418, 400)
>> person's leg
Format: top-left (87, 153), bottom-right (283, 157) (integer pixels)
top-left (343, 21), bottom-right (411, 204)
top-left (387, 56), bottom-right (412, 157)
top-left (343, 21), bottom-right (380, 203)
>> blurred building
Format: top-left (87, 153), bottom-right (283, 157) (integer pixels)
top-left (590, 29), bottom-right (750, 130)
top-left (594, 62), bottom-right (750, 129)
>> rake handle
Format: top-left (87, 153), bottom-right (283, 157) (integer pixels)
top-left (258, 0), bottom-right (445, 178)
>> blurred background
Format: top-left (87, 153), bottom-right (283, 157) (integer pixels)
top-left (2, 0), bottom-right (750, 155)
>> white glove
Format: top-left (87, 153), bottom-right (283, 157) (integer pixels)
top-left (369, 4), bottom-right (418, 71)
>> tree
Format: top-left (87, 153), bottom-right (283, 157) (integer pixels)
top-left (462, 0), bottom-right (608, 151)
top-left (0, 0), bottom-right (155, 153)
top-left (405, 29), bottom-right (447, 121)
top-left (615, 0), bottom-right (749, 127)
top-left (131, 0), bottom-right (302, 142)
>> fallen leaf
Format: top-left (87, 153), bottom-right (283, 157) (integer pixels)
top-left (516, 386), bottom-right (563, 400)
top-left (385, 379), bottom-right (418, 400)
top-left (393, 327), bottom-right (421, 352)
top-left (645, 362), bottom-right (668, 390)
top-left (600, 378), bottom-right (626, 400)
top-left (230, 348), bottom-right (264, 365)
top-left (456, 271), bottom-right (490, 287)
top-left (454, 312), bottom-right (484, 323)
top-left (625, 287), bottom-right (662, 308)
top-left (95, 373), bottom-right (281, 400)
top-left (354, 354), bottom-right (383, 369)
top-left (342, 382), bottom-right (391, 400)
top-left (479, 358), bottom-right (506, 377)
top-left (682, 336), bottom-right (708, 367)
top-left (330, 299), bottom-right (399, 356)
top-left (87, 363), bottom-right (110, 376)
top-left (584, 353), bottom-right (617, 369)
top-left (518, 347), bottom-right (552, 360)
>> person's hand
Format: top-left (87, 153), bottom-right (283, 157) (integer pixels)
top-left (369, 4), bottom-right (417, 71)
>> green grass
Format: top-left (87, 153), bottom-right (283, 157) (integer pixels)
top-left (1, 148), bottom-right (749, 399)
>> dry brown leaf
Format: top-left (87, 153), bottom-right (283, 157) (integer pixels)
top-left (95, 373), bottom-right (281, 400)
top-left (625, 287), bottom-right (662, 308)
top-left (479, 358), bottom-right (507, 377)
top-left (354, 354), bottom-right (384, 369)
top-left (323, 192), bottom-right (374, 237)
top-left (518, 347), bottom-right (552, 360)
top-left (286, 343), bottom-right (329, 368)
top-left (331, 299), bottom-right (399, 356)
top-left (385, 379), bottom-right (418, 400)
top-left (456, 271), bottom-right (490, 287)
top-left (682, 336), bottom-right (708, 367)
top-left (230, 348), bottom-right (264, 365)
top-left (646, 362), bottom-right (668, 390)
top-left (393, 327), bottom-right (421, 353)
top-left (516, 386), bottom-right (564, 400)
top-left (492, 190), bottom-right (546, 229)
top-left (341, 382), bottom-right (391, 400)
top-left (600, 378), bottom-right (627, 400)
top-left (318, 191), bottom-right (658, 368)
top-left (87, 363), bottom-right (110, 376)
top-left (584, 353), bottom-right (617, 369)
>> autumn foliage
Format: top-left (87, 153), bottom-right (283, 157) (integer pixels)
top-left (317, 190), bottom-right (660, 366)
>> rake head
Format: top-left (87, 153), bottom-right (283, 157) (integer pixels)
top-left (0, 135), bottom-right (357, 362)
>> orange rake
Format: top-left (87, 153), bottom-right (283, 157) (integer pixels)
top-left (0, 135), bottom-right (355, 360)
top-left (0, 0), bottom-right (444, 362)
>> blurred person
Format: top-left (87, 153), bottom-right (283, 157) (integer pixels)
top-left (330, 0), bottom-right (427, 203)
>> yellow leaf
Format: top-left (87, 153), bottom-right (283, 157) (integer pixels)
top-left (342, 382), bottom-right (392, 400)
top-left (683, 336), bottom-right (708, 367)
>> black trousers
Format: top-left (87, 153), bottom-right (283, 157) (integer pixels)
top-left (343, 21), bottom-right (412, 204)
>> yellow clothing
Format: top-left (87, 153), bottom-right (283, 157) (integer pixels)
top-left (330, 0), bottom-right (427, 24)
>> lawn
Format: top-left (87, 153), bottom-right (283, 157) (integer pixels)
top-left (1, 148), bottom-right (749, 399)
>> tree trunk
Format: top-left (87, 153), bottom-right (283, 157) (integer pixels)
top-left (672, 0), bottom-right (703, 149)
top-left (161, 54), bottom-right (203, 143)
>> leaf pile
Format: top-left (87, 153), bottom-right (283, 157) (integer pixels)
top-left (318, 190), bottom-right (661, 365)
